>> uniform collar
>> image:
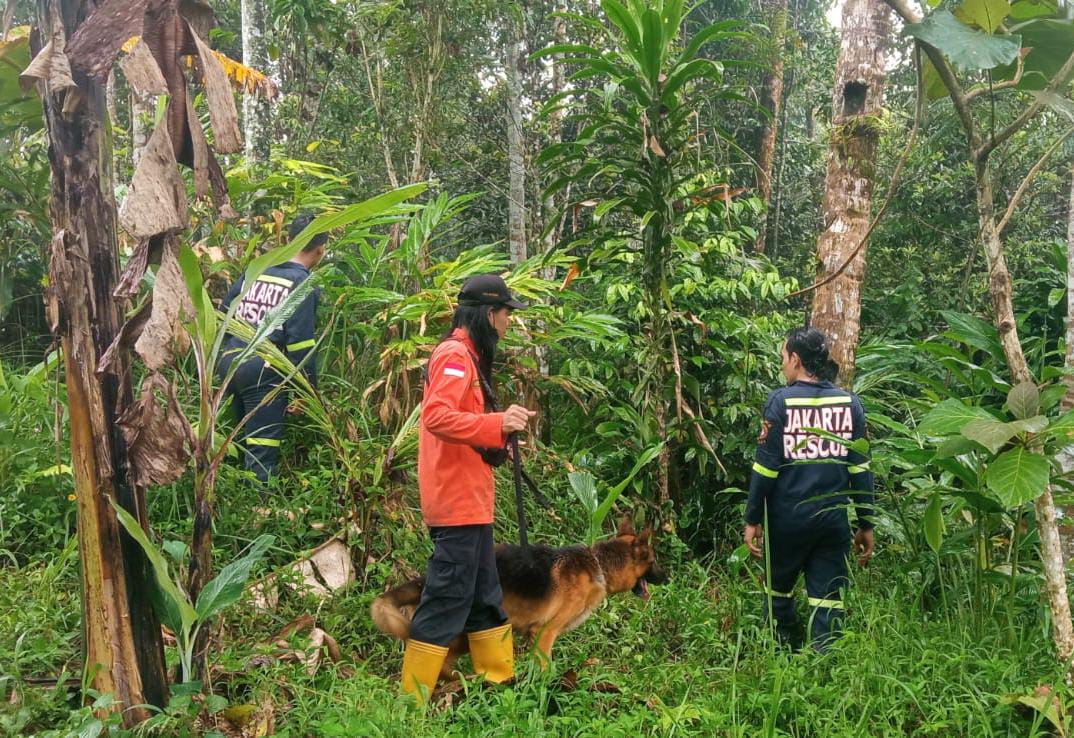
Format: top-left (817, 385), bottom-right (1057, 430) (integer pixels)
top-left (791, 379), bottom-right (834, 389)
top-left (450, 327), bottom-right (478, 356)
top-left (284, 260), bottom-right (311, 273)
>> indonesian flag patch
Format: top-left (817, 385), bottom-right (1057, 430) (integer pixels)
top-left (443, 362), bottom-right (467, 378)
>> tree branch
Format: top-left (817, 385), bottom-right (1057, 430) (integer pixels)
top-left (996, 126), bottom-right (1074, 236)
top-left (965, 53), bottom-right (1024, 101)
top-left (975, 49), bottom-right (1074, 162)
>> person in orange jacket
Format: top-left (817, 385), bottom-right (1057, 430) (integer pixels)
top-left (400, 274), bottom-right (536, 702)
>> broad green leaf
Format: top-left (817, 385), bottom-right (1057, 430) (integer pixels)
top-left (1007, 415), bottom-right (1048, 434)
top-left (995, 18), bottom-right (1074, 89)
top-left (674, 19), bottom-right (744, 67)
top-left (178, 244), bottom-right (216, 347)
top-left (941, 310), bottom-right (1004, 356)
top-left (640, 9), bottom-right (666, 85)
top-left (961, 417), bottom-right (1018, 454)
top-left (955, 0), bottom-right (1012, 33)
top-left (195, 534), bottom-right (275, 620)
top-left (924, 493), bottom-right (945, 553)
top-left (935, 434), bottom-right (985, 458)
top-left (568, 471), bottom-right (599, 515)
top-left (906, 11), bottom-right (1021, 70)
top-left (985, 446), bottom-right (1050, 508)
top-left (1010, 0), bottom-right (1058, 18)
top-left (919, 398), bottom-right (995, 435)
top-left (1043, 409), bottom-right (1074, 444)
top-left (109, 498), bottom-right (196, 635)
top-left (1007, 381), bottom-right (1041, 419)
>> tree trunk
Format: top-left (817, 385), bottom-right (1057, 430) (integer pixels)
top-left (753, 0), bottom-right (787, 254)
top-left (976, 155), bottom-right (1074, 665)
top-left (506, 13), bottom-right (526, 265)
top-left (809, 0), bottom-right (890, 385)
top-left (35, 0), bottom-right (167, 723)
top-left (241, 0), bottom-right (271, 162)
top-left (1056, 165), bottom-right (1074, 560)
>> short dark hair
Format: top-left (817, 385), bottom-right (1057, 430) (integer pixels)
top-left (785, 326), bottom-right (839, 382)
top-left (289, 212), bottom-right (328, 251)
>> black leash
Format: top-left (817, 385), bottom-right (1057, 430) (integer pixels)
top-left (509, 433), bottom-right (528, 547)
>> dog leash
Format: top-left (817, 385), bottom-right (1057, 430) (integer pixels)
top-left (509, 432), bottom-right (529, 547)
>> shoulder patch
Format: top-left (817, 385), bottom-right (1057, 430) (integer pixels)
top-left (758, 420), bottom-right (771, 444)
top-left (443, 362), bottom-right (466, 378)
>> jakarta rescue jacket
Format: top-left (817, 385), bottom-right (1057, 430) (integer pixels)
top-left (746, 380), bottom-right (874, 531)
top-left (220, 261), bottom-right (319, 386)
top-left (418, 329), bottom-right (506, 526)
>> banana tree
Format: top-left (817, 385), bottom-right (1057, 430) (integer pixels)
top-left (535, 0), bottom-right (753, 505)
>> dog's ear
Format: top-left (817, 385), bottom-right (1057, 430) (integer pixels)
top-left (617, 516), bottom-right (635, 537)
top-left (636, 528), bottom-right (652, 547)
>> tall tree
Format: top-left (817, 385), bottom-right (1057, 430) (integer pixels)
top-left (28, 0), bottom-right (167, 723)
top-left (506, 6), bottom-right (526, 264)
top-left (1061, 163), bottom-right (1074, 560)
top-left (809, 0), bottom-right (890, 384)
top-left (753, 0), bottom-right (788, 254)
top-left (884, 0), bottom-right (1074, 673)
top-left (241, 0), bottom-right (271, 161)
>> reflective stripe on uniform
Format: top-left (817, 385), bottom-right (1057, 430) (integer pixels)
top-left (807, 596), bottom-right (845, 610)
top-left (785, 396), bottom-right (852, 407)
top-left (848, 463), bottom-right (870, 474)
top-left (752, 462), bottom-right (779, 479)
top-left (766, 587), bottom-right (794, 598)
top-left (258, 275), bottom-right (294, 288)
top-left (246, 437), bottom-right (281, 447)
top-left (287, 339), bottom-right (316, 352)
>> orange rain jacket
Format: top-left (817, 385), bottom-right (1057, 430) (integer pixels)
top-left (418, 328), bottom-right (506, 526)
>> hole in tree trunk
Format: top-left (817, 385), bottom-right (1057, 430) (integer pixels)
top-left (842, 81), bottom-right (867, 116)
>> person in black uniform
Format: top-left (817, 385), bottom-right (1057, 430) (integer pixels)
top-left (743, 327), bottom-right (875, 651)
top-left (218, 213), bottom-right (326, 488)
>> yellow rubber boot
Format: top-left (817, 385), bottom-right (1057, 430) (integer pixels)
top-left (467, 624), bottom-right (514, 683)
top-left (400, 639), bottom-right (449, 703)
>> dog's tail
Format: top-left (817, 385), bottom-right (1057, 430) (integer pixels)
top-left (370, 577), bottom-right (425, 641)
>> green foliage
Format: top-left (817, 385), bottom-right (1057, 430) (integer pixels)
top-left (907, 10), bottom-right (1021, 70)
top-left (112, 496), bottom-right (274, 684)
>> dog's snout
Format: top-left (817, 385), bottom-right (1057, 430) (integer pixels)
top-left (646, 565), bottom-right (668, 585)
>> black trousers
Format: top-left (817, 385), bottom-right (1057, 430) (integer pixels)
top-left (409, 524), bottom-right (508, 647)
top-left (224, 357), bottom-right (288, 485)
top-left (763, 522), bottom-right (849, 651)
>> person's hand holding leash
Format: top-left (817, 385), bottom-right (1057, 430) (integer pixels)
top-left (744, 523), bottom-right (764, 558)
top-left (502, 404), bottom-right (536, 434)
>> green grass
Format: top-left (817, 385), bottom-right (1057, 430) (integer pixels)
top-left (0, 512), bottom-right (1064, 737)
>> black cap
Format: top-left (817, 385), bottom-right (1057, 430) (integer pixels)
top-left (458, 274), bottom-right (528, 310)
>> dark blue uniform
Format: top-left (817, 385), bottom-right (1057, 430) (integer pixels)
top-left (219, 261), bottom-right (319, 485)
top-left (746, 379), bottom-right (874, 649)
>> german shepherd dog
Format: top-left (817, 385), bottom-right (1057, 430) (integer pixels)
top-left (371, 518), bottom-right (666, 672)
